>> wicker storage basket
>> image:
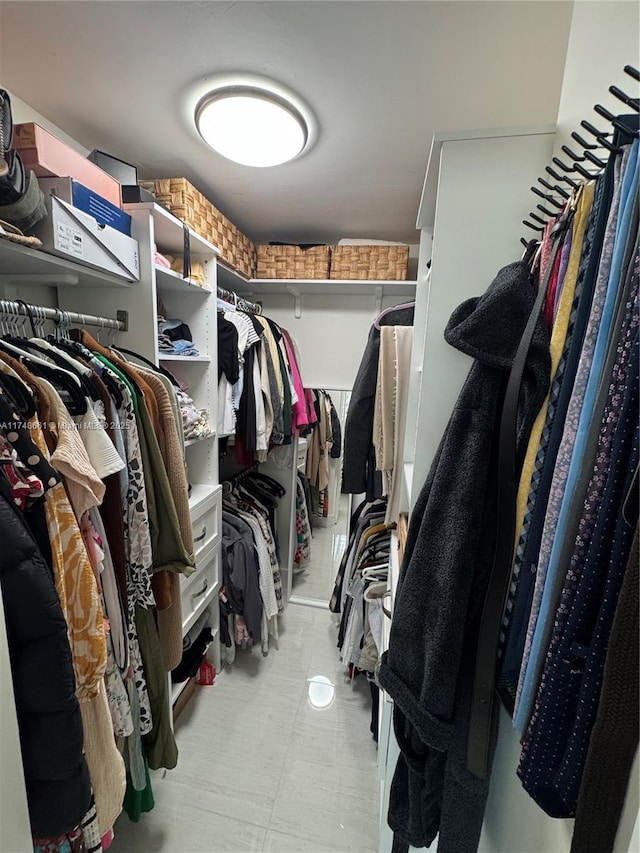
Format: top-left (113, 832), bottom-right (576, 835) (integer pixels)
top-left (139, 178), bottom-right (257, 278)
top-left (256, 244), bottom-right (330, 279)
top-left (330, 245), bottom-right (409, 280)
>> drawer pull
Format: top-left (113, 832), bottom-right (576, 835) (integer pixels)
top-left (192, 579), bottom-right (209, 599)
top-left (194, 526), bottom-right (207, 543)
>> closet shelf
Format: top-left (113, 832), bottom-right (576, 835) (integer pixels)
top-left (155, 266), bottom-right (212, 295)
top-left (171, 677), bottom-right (192, 705)
top-left (124, 202), bottom-right (220, 258)
top-left (158, 354), bottom-right (211, 363)
top-left (184, 432), bottom-right (216, 448)
top-left (216, 261), bottom-right (417, 298)
top-left (189, 483), bottom-right (219, 513)
top-left (0, 236), bottom-right (137, 288)
top-left (171, 630), bottom-right (219, 705)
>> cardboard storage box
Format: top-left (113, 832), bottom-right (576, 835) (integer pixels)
top-left (13, 123), bottom-right (121, 207)
top-left (33, 195), bottom-right (139, 281)
top-left (39, 177), bottom-right (131, 236)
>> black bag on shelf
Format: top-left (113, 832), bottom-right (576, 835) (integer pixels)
top-left (0, 90), bottom-right (26, 204)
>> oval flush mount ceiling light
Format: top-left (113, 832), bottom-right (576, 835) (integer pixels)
top-left (195, 82), bottom-right (312, 168)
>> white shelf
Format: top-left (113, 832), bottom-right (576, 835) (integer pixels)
top-left (155, 266), bottom-right (212, 295)
top-left (171, 677), bottom-right (192, 705)
top-left (170, 631), bottom-right (219, 704)
top-left (216, 262), bottom-right (416, 298)
top-left (124, 202), bottom-right (220, 257)
top-left (0, 235), bottom-right (137, 288)
top-left (189, 483), bottom-right (219, 512)
top-left (159, 354), bottom-right (210, 363)
top-left (216, 262), bottom-right (252, 292)
top-left (185, 432), bottom-right (216, 448)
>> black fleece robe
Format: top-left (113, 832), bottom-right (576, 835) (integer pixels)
top-left (378, 261), bottom-right (551, 853)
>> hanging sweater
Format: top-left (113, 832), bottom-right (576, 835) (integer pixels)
top-left (378, 261), bottom-right (551, 853)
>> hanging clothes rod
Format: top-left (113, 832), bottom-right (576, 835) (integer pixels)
top-left (0, 299), bottom-right (126, 332)
top-left (221, 461), bottom-right (260, 494)
top-left (217, 285), bottom-right (262, 315)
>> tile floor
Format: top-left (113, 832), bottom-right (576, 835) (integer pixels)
top-left (110, 605), bottom-right (380, 853)
top-left (292, 497), bottom-right (349, 603)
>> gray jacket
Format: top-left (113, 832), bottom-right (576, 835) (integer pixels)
top-left (378, 262), bottom-right (551, 853)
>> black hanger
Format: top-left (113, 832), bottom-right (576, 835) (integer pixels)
top-left (531, 186), bottom-right (563, 208)
top-left (523, 220), bottom-right (544, 233)
top-left (608, 85), bottom-right (639, 113)
top-left (580, 121), bottom-right (622, 155)
top-left (571, 131), bottom-right (599, 151)
top-left (593, 104), bottom-right (640, 138)
top-left (0, 341), bottom-right (87, 416)
top-left (51, 338), bottom-right (124, 410)
top-left (561, 144), bottom-right (586, 162)
top-left (538, 177), bottom-right (570, 200)
top-left (114, 345), bottom-right (180, 387)
top-left (584, 149), bottom-right (607, 169)
top-left (6, 335), bottom-right (99, 402)
top-left (546, 165), bottom-right (579, 190)
top-left (529, 212), bottom-right (547, 226)
top-left (553, 156), bottom-right (597, 181)
top-left (624, 65), bottom-right (639, 82)
top-left (0, 371), bottom-right (36, 419)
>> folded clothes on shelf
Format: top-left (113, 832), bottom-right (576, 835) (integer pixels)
top-left (177, 388), bottom-right (212, 442)
top-left (157, 316), bottom-right (200, 357)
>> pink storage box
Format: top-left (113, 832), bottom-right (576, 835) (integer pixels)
top-left (13, 123), bottom-right (121, 207)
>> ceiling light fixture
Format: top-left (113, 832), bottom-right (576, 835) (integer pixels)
top-left (195, 82), bottom-right (311, 168)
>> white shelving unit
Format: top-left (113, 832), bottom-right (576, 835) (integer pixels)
top-left (54, 200), bottom-right (223, 711)
top-left (0, 234), bottom-right (138, 289)
top-left (158, 354), bottom-right (211, 363)
top-left (377, 127), bottom-right (558, 853)
top-left (217, 261), bottom-right (417, 316)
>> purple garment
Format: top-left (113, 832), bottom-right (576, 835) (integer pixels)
top-left (553, 228), bottom-right (574, 322)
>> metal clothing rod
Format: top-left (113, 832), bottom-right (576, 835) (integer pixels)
top-left (0, 299), bottom-right (125, 331)
top-left (216, 285), bottom-right (262, 315)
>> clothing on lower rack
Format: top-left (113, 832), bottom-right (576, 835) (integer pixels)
top-left (0, 324), bottom-right (198, 846)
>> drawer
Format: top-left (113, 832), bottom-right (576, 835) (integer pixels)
top-left (297, 438), bottom-right (308, 472)
top-left (181, 548), bottom-right (220, 636)
top-left (190, 486), bottom-right (221, 561)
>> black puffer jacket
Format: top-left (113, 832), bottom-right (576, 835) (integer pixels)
top-left (0, 481), bottom-right (91, 837)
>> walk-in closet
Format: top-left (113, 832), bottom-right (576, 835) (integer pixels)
top-left (0, 3), bottom-right (638, 853)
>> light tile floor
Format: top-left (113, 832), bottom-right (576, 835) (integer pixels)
top-left (110, 605), bottom-right (379, 853)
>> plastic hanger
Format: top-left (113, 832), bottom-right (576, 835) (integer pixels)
top-left (373, 300), bottom-right (415, 330)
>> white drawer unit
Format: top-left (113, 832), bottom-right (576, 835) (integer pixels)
top-left (181, 548), bottom-right (220, 636)
top-left (296, 437), bottom-right (308, 472)
top-left (189, 484), bottom-right (222, 561)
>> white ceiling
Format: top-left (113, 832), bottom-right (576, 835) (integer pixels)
top-left (0, 1), bottom-right (574, 245)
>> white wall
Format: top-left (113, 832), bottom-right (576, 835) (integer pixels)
top-left (257, 292), bottom-right (412, 392)
top-left (553, 1), bottom-right (639, 156)
top-left (9, 90), bottom-right (89, 155)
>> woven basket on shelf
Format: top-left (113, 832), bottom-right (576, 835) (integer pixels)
top-left (139, 177), bottom-right (257, 278)
top-left (330, 245), bottom-right (409, 280)
top-left (256, 245), bottom-right (330, 279)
